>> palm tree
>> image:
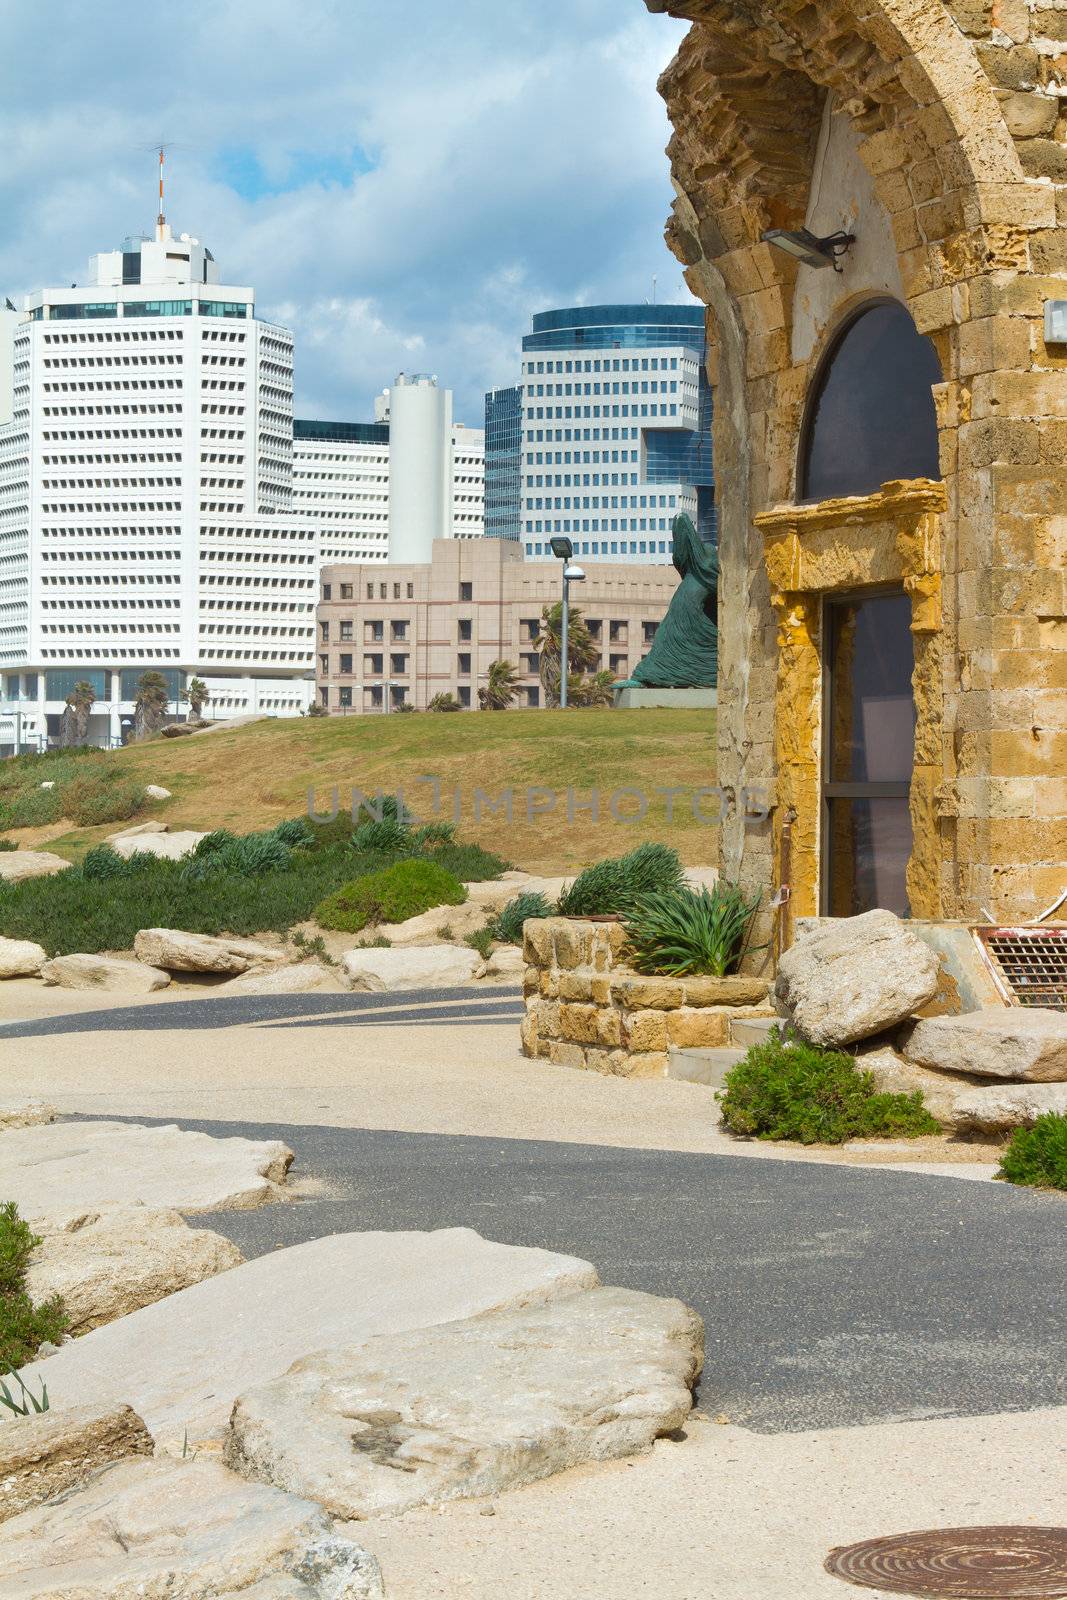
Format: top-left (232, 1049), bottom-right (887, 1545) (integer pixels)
top-left (61, 680), bottom-right (96, 746)
top-left (535, 602), bottom-right (599, 708)
top-left (182, 677), bottom-right (210, 723)
top-left (428, 692), bottom-right (463, 713)
top-left (133, 671), bottom-right (171, 741)
top-left (571, 669), bottom-right (617, 709)
top-left (478, 659), bottom-right (521, 711)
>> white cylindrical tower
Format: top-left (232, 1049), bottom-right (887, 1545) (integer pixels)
top-left (386, 373), bottom-right (453, 563)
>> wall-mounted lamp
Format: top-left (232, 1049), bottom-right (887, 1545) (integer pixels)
top-left (762, 228), bottom-right (856, 272)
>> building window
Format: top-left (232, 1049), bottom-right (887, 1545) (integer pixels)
top-left (340, 584), bottom-right (353, 600)
top-left (406, 583), bottom-right (414, 599)
top-left (339, 654), bottom-right (353, 675)
top-left (379, 584), bottom-right (387, 599)
top-left (322, 584), bottom-right (332, 601)
top-left (643, 621), bottom-right (658, 644)
top-left (458, 619), bottom-right (472, 642)
top-left (610, 654), bottom-right (627, 674)
top-left (338, 686), bottom-right (352, 709)
top-left (366, 621), bottom-right (383, 643)
top-left (586, 618), bottom-right (602, 640)
top-left (365, 654), bottom-right (383, 676)
top-left (391, 685), bottom-right (407, 707)
top-left (393, 583), bottom-right (401, 599)
top-left (458, 685), bottom-right (471, 707)
top-left (339, 622), bottom-right (353, 641)
top-left (522, 617), bottom-right (539, 642)
top-left (391, 621), bottom-right (408, 641)
top-left (459, 581), bottom-right (473, 601)
top-left (609, 621), bottom-right (627, 643)
top-left (366, 584), bottom-right (373, 600)
top-left (320, 622), bottom-right (330, 642)
top-left (319, 686), bottom-right (328, 707)
top-left (457, 653), bottom-right (472, 676)
top-left (319, 655), bottom-right (328, 674)
top-left (391, 654), bottom-right (408, 676)
top-left (526, 686), bottom-right (540, 708)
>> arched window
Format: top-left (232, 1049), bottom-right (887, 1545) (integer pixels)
top-left (800, 300), bottom-right (942, 502)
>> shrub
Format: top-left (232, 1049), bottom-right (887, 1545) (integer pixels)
top-left (59, 771), bottom-right (145, 828)
top-left (314, 857), bottom-right (467, 933)
top-left (0, 839), bottom-right (16, 853)
top-left (194, 829), bottom-right (238, 857)
top-left (717, 1029), bottom-right (941, 1145)
top-left (272, 818), bottom-right (315, 849)
top-left (0, 1201), bottom-right (69, 1375)
top-left (351, 817), bottom-right (413, 855)
top-left (557, 842), bottom-right (684, 918)
top-left (431, 841), bottom-right (510, 882)
top-left (491, 892), bottom-right (554, 945)
top-left (412, 821), bottom-right (457, 851)
top-left (81, 845), bottom-right (130, 881)
top-left (998, 1113), bottom-right (1067, 1190)
top-left (625, 882), bottom-right (761, 977)
top-left (0, 787), bottom-right (63, 831)
top-left (466, 926), bottom-right (495, 960)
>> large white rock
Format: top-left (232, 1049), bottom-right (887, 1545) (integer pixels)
top-left (112, 830), bottom-right (207, 861)
top-left (15, 1229), bottom-right (599, 1447)
top-left (863, 1046), bottom-right (1067, 1133)
top-left (144, 784), bottom-right (172, 800)
top-left (774, 909), bottom-right (941, 1047)
top-left (904, 1006), bottom-right (1067, 1082)
top-left (0, 850), bottom-right (71, 884)
top-left (134, 927), bottom-right (285, 973)
top-left (3, 1120), bottom-right (292, 1226)
top-left (219, 961), bottom-right (340, 996)
top-left (40, 952), bottom-right (171, 993)
top-left (0, 1457), bottom-right (383, 1599)
top-left (227, 1285), bottom-right (703, 1519)
top-left (107, 818), bottom-right (168, 840)
top-left (0, 1403), bottom-right (153, 1525)
top-left (26, 1208), bottom-right (245, 1334)
top-left (380, 900), bottom-right (487, 946)
top-left (0, 937), bottom-right (47, 977)
top-left (342, 944), bottom-right (480, 992)
top-left (480, 945), bottom-right (526, 976)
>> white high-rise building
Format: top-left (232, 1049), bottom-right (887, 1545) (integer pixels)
top-left (0, 226), bottom-right (484, 749)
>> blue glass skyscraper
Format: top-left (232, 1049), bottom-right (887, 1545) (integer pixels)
top-left (483, 385), bottom-right (522, 541)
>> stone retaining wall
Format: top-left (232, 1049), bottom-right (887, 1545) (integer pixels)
top-left (521, 917), bottom-right (772, 1078)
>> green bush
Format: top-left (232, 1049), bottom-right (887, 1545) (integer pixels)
top-left (717, 1029), bottom-right (941, 1146)
top-left (625, 881), bottom-right (761, 977)
top-left (0, 788), bottom-right (63, 831)
top-left (491, 891), bottom-right (554, 945)
top-left (0, 840), bottom-right (17, 853)
top-left (272, 818), bottom-right (315, 849)
top-left (314, 858), bottom-right (467, 934)
top-left (81, 845), bottom-right (131, 881)
top-left (0, 1201), bottom-right (69, 1375)
top-left (351, 817), bottom-right (413, 855)
top-left (557, 842), bottom-right (684, 918)
top-left (466, 926), bottom-right (495, 959)
top-left (998, 1113), bottom-right (1067, 1190)
top-left (58, 770), bottom-right (145, 828)
top-left (412, 821), bottom-right (457, 851)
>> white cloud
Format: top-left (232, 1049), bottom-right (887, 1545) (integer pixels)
top-left (0, 0), bottom-right (695, 421)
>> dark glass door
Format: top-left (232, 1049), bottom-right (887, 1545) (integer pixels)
top-left (824, 591), bottom-right (915, 917)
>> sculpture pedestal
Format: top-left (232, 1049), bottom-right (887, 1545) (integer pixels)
top-left (612, 686), bottom-right (718, 710)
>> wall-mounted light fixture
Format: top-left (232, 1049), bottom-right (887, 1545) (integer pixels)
top-left (762, 228), bottom-right (856, 272)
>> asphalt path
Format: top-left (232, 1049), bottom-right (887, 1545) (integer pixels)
top-left (166, 1114), bottom-right (1067, 1435)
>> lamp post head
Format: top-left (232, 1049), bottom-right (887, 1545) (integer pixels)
top-left (563, 564), bottom-right (586, 582)
top-left (550, 536), bottom-right (574, 561)
top-left (762, 227), bottom-right (856, 272)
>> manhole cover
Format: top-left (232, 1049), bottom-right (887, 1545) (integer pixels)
top-left (826, 1527), bottom-right (1067, 1597)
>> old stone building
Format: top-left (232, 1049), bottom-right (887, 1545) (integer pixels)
top-left (646, 0), bottom-right (1067, 943)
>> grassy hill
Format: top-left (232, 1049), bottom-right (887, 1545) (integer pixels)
top-left (15, 707), bottom-right (718, 874)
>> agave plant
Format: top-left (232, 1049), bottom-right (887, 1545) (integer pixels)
top-left (625, 881), bottom-right (763, 977)
top-left (0, 1370), bottom-right (49, 1419)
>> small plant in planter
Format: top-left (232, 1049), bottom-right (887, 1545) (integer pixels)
top-left (557, 843), bottom-right (684, 920)
top-left (490, 891), bottom-right (554, 945)
top-left (625, 881), bottom-right (762, 978)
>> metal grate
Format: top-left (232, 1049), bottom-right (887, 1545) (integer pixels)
top-left (826, 1526), bottom-right (1067, 1597)
top-left (975, 927), bottom-right (1067, 1012)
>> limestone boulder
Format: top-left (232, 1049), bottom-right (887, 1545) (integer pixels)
top-left (26, 1208), bottom-right (245, 1334)
top-left (107, 819), bottom-right (168, 840)
top-left (0, 1403), bottom-right (153, 1526)
top-left (144, 784), bottom-right (172, 800)
top-left (112, 830), bottom-right (206, 861)
top-left (904, 1006), bottom-right (1067, 1082)
top-left (378, 899), bottom-right (487, 945)
top-left (774, 910), bottom-right (941, 1047)
top-left (342, 944), bottom-right (480, 991)
top-left (0, 1098), bottom-right (56, 1131)
top-left (0, 1457), bottom-right (383, 1599)
top-left (861, 1047), bottom-right (969, 1124)
top-left (4, 1119), bottom-right (292, 1226)
top-left (0, 937), bottom-right (47, 978)
top-left (134, 927), bottom-right (285, 973)
top-left (0, 850), bottom-right (71, 884)
top-left (40, 952), bottom-right (171, 993)
top-left (951, 1081), bottom-right (1067, 1136)
top-left (14, 1229), bottom-right (599, 1447)
top-left (219, 961), bottom-right (341, 996)
top-left (227, 1285), bottom-right (702, 1519)
top-left (480, 945), bottom-right (526, 976)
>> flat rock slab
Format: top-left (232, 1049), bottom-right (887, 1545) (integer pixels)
top-left (0, 851), bottom-right (71, 884)
top-left (134, 927), bottom-right (285, 973)
top-left (342, 944), bottom-right (481, 991)
top-left (220, 961), bottom-right (342, 996)
top-left (0, 937), bottom-right (47, 977)
top-left (774, 909), bottom-right (941, 1047)
top-left (107, 819), bottom-right (168, 839)
top-left (227, 1285), bottom-right (703, 1519)
top-left (0, 1457), bottom-right (383, 1599)
top-left (0, 1403), bottom-right (152, 1525)
top-left (904, 1006), bottom-right (1067, 1082)
top-left (16, 1229), bottom-right (598, 1447)
top-left (111, 830), bottom-right (206, 861)
top-left (3, 1120), bottom-right (293, 1226)
top-left (862, 1046), bottom-right (1067, 1133)
top-left (40, 952), bottom-right (171, 992)
top-left (26, 1208), bottom-right (245, 1334)
top-left (0, 1098), bottom-right (55, 1130)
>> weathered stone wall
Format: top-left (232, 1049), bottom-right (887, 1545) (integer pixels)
top-left (521, 917), bottom-right (772, 1077)
top-left (646, 0), bottom-right (1067, 925)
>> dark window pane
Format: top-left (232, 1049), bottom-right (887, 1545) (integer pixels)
top-left (828, 593), bottom-right (915, 784)
top-left (802, 301), bottom-right (942, 502)
top-left (827, 798), bottom-right (912, 918)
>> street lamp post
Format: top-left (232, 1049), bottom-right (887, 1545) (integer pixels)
top-left (549, 537), bottom-right (586, 708)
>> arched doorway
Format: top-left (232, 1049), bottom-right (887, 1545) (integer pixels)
top-left (801, 302), bottom-right (943, 917)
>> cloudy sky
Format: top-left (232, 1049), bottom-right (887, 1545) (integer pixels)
top-left (0, 0), bottom-right (694, 425)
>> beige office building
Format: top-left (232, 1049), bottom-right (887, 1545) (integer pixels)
top-left (316, 538), bottom-right (679, 712)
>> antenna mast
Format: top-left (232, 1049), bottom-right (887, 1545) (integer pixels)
top-left (156, 145), bottom-right (166, 240)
